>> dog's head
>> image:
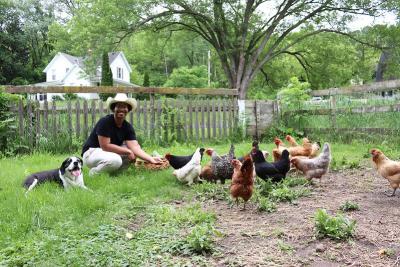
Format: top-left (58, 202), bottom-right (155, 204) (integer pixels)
top-left (60, 156), bottom-right (83, 178)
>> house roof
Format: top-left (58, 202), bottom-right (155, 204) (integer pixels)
top-left (60, 52), bottom-right (84, 68)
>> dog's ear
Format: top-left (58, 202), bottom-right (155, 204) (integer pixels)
top-left (60, 158), bottom-right (72, 175)
top-left (78, 157), bottom-right (83, 166)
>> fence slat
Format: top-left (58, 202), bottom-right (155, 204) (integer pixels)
top-left (99, 101), bottom-right (104, 119)
top-left (201, 100), bottom-right (205, 143)
top-left (212, 99), bottom-right (217, 138)
top-left (195, 101), bottom-right (199, 141)
top-left (176, 100), bottom-right (182, 142)
top-left (18, 99), bottom-right (24, 136)
top-left (163, 99), bottom-right (168, 142)
top-left (27, 99), bottom-right (33, 147)
top-left (67, 100), bottom-right (72, 136)
top-left (157, 99), bottom-right (162, 142)
top-left (91, 100), bottom-right (96, 130)
top-left (222, 99), bottom-right (227, 138)
top-left (83, 100), bottom-right (88, 140)
top-left (143, 99), bottom-right (148, 138)
top-left (35, 100), bottom-right (40, 145)
top-left (207, 100), bottom-right (211, 140)
top-left (188, 99), bottom-right (193, 141)
top-left (51, 100), bottom-right (57, 139)
top-left (75, 100), bottom-right (80, 138)
top-left (43, 100), bottom-right (48, 135)
top-left (183, 101), bottom-right (188, 141)
top-left (136, 100), bottom-right (141, 130)
top-left (150, 94), bottom-right (155, 138)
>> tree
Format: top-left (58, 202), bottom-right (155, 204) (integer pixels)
top-left (164, 66), bottom-right (208, 88)
top-left (60, 0), bottom-right (389, 99)
top-left (99, 52), bottom-right (114, 101)
top-left (143, 72), bottom-right (150, 86)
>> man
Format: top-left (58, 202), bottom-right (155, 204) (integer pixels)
top-left (82, 93), bottom-right (160, 176)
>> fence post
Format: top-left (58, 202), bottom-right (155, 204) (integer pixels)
top-left (330, 95), bottom-right (337, 130)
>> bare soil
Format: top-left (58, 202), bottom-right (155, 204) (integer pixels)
top-left (201, 166), bottom-right (400, 266)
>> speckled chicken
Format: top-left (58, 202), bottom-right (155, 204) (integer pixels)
top-left (290, 143), bottom-right (331, 181)
top-left (205, 144), bottom-right (235, 184)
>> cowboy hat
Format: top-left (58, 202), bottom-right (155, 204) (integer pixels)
top-left (107, 93), bottom-right (137, 112)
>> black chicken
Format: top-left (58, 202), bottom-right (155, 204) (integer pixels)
top-left (165, 148), bottom-right (205, 169)
top-left (251, 147), bottom-right (290, 183)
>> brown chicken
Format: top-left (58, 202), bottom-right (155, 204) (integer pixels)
top-left (371, 149), bottom-right (400, 197)
top-left (272, 137), bottom-right (287, 161)
top-left (230, 156), bottom-right (254, 210)
top-left (199, 164), bottom-right (217, 183)
top-left (288, 138), bottom-right (313, 158)
top-left (290, 143), bottom-right (331, 181)
top-left (285, 135), bottom-right (299, 147)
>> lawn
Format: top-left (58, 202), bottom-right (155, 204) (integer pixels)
top-left (0, 140), bottom-right (399, 266)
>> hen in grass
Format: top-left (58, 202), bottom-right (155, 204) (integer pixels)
top-left (173, 148), bottom-right (204, 186)
top-left (291, 143), bottom-right (331, 182)
top-left (205, 144), bottom-right (235, 184)
top-left (230, 156), bottom-right (254, 210)
top-left (252, 146), bottom-right (290, 183)
top-left (165, 149), bottom-right (204, 169)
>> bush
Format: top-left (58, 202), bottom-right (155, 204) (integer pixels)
top-left (277, 77), bottom-right (310, 107)
top-left (339, 201), bottom-right (360, 212)
top-left (314, 209), bottom-right (356, 240)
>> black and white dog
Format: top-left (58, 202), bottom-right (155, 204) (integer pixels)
top-left (23, 156), bottom-right (88, 193)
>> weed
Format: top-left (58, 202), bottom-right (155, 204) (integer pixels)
top-left (339, 201), bottom-right (360, 212)
top-left (270, 185), bottom-right (310, 203)
top-left (257, 197), bottom-right (277, 213)
top-left (277, 240), bottom-right (294, 253)
top-left (314, 209), bottom-right (356, 240)
top-left (192, 182), bottom-right (229, 201)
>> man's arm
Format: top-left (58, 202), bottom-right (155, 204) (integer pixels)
top-left (126, 140), bottom-right (160, 163)
top-left (98, 136), bottom-right (131, 155)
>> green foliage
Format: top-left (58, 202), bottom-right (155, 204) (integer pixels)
top-left (314, 209), bottom-right (356, 240)
top-left (256, 196), bottom-right (277, 213)
top-left (101, 51), bottom-right (113, 86)
top-left (339, 201), bottom-right (360, 212)
top-left (143, 72), bottom-right (150, 86)
top-left (192, 183), bottom-right (229, 201)
top-left (277, 77), bottom-right (311, 106)
top-left (63, 93), bottom-right (78, 100)
top-left (164, 66), bottom-right (208, 88)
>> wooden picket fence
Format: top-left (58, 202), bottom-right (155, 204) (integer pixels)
top-left (6, 86), bottom-right (239, 146)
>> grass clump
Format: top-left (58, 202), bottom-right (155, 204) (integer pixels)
top-left (256, 196), bottom-right (277, 213)
top-left (339, 201), bottom-right (360, 212)
top-left (192, 182), bottom-right (229, 201)
top-left (314, 209), bottom-right (356, 240)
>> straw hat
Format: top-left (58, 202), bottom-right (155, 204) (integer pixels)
top-left (107, 93), bottom-right (137, 112)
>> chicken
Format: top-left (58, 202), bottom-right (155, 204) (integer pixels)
top-left (199, 164), bottom-right (217, 183)
top-left (290, 143), bottom-right (331, 181)
top-left (252, 147), bottom-right (291, 183)
top-left (272, 137), bottom-right (287, 161)
top-left (285, 135), bottom-right (299, 147)
top-left (370, 149), bottom-right (400, 197)
top-left (288, 139), bottom-right (313, 158)
top-left (301, 138), bottom-right (321, 158)
top-left (205, 144), bottom-right (235, 184)
top-left (230, 156), bottom-right (254, 210)
top-left (165, 149), bottom-right (204, 169)
top-left (238, 141), bottom-right (269, 162)
top-left (173, 148), bottom-right (204, 185)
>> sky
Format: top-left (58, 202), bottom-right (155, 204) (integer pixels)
top-left (349, 12), bottom-right (397, 30)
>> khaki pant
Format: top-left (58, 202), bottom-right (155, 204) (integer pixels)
top-left (83, 147), bottom-right (132, 176)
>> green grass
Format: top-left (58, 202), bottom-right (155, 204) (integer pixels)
top-left (1, 140), bottom-right (399, 265)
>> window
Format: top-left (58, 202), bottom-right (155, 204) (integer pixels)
top-left (117, 67), bottom-right (123, 79)
top-left (51, 69), bottom-right (56, 80)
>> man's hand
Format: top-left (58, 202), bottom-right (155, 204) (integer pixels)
top-left (149, 157), bottom-right (162, 164)
top-left (128, 152), bottom-right (137, 162)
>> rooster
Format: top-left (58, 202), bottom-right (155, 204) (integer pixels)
top-left (165, 149), bottom-right (204, 169)
top-left (205, 144), bottom-right (235, 184)
top-left (230, 156), bottom-right (254, 210)
top-left (371, 149), bottom-right (400, 197)
top-left (290, 143), bottom-right (331, 181)
top-left (173, 148), bottom-right (204, 185)
top-left (252, 147), bottom-right (290, 183)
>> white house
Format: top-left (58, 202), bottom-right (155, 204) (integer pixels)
top-left (33, 51), bottom-right (137, 101)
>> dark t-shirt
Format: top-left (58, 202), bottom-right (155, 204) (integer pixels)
top-left (82, 114), bottom-right (136, 155)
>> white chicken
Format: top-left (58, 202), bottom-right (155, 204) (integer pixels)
top-left (173, 148), bottom-right (204, 185)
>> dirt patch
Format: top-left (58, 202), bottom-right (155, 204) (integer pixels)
top-left (201, 166), bottom-right (400, 266)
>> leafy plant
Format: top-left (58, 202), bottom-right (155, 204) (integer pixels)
top-left (257, 197), bottom-right (277, 213)
top-left (277, 77), bottom-right (311, 107)
top-left (314, 209), bottom-right (356, 240)
top-left (339, 201), bottom-right (360, 212)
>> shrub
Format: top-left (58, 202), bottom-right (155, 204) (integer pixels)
top-left (339, 201), bottom-right (360, 212)
top-left (314, 209), bottom-right (356, 240)
top-left (257, 197), bottom-right (277, 213)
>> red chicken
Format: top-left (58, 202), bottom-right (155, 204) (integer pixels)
top-left (272, 137), bottom-right (287, 161)
top-left (230, 156), bottom-right (254, 210)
